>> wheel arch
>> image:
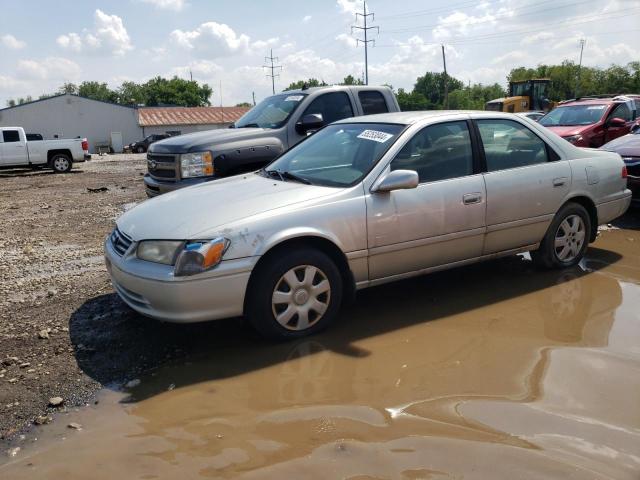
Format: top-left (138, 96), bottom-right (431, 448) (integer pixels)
top-left (562, 195), bottom-right (598, 242)
top-left (243, 234), bottom-right (356, 316)
top-left (47, 149), bottom-right (72, 164)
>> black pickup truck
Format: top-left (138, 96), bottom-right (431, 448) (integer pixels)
top-left (144, 85), bottom-right (400, 196)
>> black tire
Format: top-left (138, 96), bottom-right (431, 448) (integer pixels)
top-left (245, 248), bottom-right (343, 340)
top-left (531, 202), bottom-right (591, 269)
top-left (136, 146), bottom-right (145, 153)
top-left (50, 154), bottom-right (72, 173)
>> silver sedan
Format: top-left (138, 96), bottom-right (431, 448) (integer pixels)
top-left (105, 111), bottom-right (632, 339)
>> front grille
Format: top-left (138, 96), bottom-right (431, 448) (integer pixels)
top-left (147, 153), bottom-right (178, 181)
top-left (110, 227), bottom-right (133, 256)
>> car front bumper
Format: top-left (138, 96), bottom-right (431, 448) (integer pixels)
top-left (104, 237), bottom-right (256, 323)
top-left (143, 174), bottom-right (212, 197)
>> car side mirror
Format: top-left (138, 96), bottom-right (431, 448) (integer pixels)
top-left (608, 117), bottom-right (626, 128)
top-left (372, 170), bottom-right (419, 193)
top-left (296, 113), bottom-right (324, 135)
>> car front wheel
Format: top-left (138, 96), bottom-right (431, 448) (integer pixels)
top-left (246, 248), bottom-right (343, 340)
top-left (531, 202), bottom-right (591, 269)
top-left (136, 146), bottom-right (145, 153)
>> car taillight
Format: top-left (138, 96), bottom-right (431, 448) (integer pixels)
top-left (622, 166), bottom-right (627, 179)
top-left (81, 138), bottom-right (89, 151)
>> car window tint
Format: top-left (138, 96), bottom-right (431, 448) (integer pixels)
top-left (609, 103), bottom-right (632, 122)
top-left (302, 92), bottom-right (354, 124)
top-left (3, 130), bottom-right (21, 142)
top-left (477, 119), bottom-right (549, 172)
top-left (390, 121), bottom-right (473, 183)
top-left (358, 91), bottom-right (388, 115)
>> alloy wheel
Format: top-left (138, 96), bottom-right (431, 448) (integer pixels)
top-left (554, 214), bottom-right (586, 262)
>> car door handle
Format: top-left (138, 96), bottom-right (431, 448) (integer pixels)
top-left (553, 177), bottom-right (568, 187)
top-left (463, 193), bottom-right (482, 205)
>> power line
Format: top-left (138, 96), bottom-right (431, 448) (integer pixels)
top-left (263, 49), bottom-right (282, 95)
top-left (351, 2), bottom-right (379, 85)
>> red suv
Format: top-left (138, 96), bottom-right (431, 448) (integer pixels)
top-left (539, 96), bottom-right (640, 148)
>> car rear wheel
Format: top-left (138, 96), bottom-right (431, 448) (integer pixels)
top-left (531, 202), bottom-right (591, 269)
top-left (51, 154), bottom-right (72, 173)
top-left (245, 248), bottom-right (343, 340)
top-left (136, 146), bottom-right (145, 153)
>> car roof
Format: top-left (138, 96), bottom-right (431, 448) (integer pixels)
top-left (334, 110), bottom-right (530, 126)
top-left (282, 85), bottom-right (392, 95)
top-left (558, 98), bottom-right (617, 107)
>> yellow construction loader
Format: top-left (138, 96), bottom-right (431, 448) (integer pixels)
top-left (485, 79), bottom-right (553, 113)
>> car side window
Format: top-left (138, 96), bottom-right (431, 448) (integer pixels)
top-left (358, 91), bottom-right (389, 115)
top-left (608, 103), bottom-right (632, 122)
top-left (3, 130), bottom-right (21, 143)
top-left (477, 119), bottom-right (549, 172)
top-left (390, 121), bottom-right (473, 183)
top-left (302, 92), bottom-right (354, 124)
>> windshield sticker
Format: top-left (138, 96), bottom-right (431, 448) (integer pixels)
top-left (357, 129), bottom-right (394, 143)
top-left (284, 95), bottom-right (304, 102)
top-left (586, 106), bottom-right (606, 110)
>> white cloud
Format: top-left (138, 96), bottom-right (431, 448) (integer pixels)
top-left (57, 9), bottom-right (132, 56)
top-left (432, 11), bottom-right (500, 39)
top-left (491, 50), bottom-right (527, 65)
top-left (302, 15), bottom-right (312, 23)
top-left (252, 37), bottom-right (279, 51)
top-left (17, 57), bottom-right (82, 81)
top-left (170, 22), bottom-right (252, 57)
top-left (337, 0), bottom-right (363, 14)
top-left (521, 31), bottom-right (555, 45)
top-left (336, 33), bottom-right (357, 48)
top-left (141, 0), bottom-right (187, 11)
top-left (1, 34), bottom-right (26, 50)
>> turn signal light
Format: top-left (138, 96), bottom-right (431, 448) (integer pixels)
top-left (622, 166), bottom-right (627, 179)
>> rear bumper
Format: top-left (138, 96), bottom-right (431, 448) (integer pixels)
top-left (597, 190), bottom-right (632, 224)
top-left (143, 174), bottom-right (210, 197)
top-left (627, 176), bottom-right (639, 202)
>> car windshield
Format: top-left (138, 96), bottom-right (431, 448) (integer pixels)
top-left (234, 93), bottom-right (307, 129)
top-left (261, 123), bottom-right (405, 188)
top-left (539, 104), bottom-right (608, 126)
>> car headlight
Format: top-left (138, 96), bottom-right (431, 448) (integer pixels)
top-left (174, 238), bottom-right (229, 277)
top-left (137, 240), bottom-right (184, 265)
top-left (180, 151), bottom-right (213, 178)
top-left (564, 134), bottom-right (583, 144)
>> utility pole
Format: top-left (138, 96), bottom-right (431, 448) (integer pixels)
top-left (252, 91), bottom-right (256, 106)
top-left (442, 44), bottom-right (449, 109)
top-left (263, 49), bottom-right (282, 94)
top-left (575, 39), bottom-right (586, 98)
top-left (189, 69), bottom-right (193, 81)
top-left (352, 2), bottom-right (378, 85)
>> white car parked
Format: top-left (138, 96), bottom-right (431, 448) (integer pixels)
top-left (105, 111), bottom-right (631, 339)
top-left (0, 127), bottom-right (90, 172)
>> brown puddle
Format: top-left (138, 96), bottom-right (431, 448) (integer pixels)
top-left (2, 229), bottom-right (640, 479)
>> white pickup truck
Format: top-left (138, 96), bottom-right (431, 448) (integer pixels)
top-left (0, 127), bottom-right (90, 173)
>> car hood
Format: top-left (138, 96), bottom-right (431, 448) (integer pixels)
top-left (600, 133), bottom-right (640, 157)
top-left (149, 127), bottom-right (273, 154)
top-left (544, 125), bottom-right (592, 137)
top-left (117, 174), bottom-right (337, 240)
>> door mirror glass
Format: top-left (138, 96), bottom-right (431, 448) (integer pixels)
top-left (296, 113), bottom-right (324, 134)
top-left (373, 169), bottom-right (419, 192)
top-left (608, 117), bottom-right (626, 128)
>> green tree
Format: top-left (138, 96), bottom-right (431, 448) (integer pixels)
top-left (284, 78), bottom-right (328, 91)
top-left (396, 88), bottom-right (429, 111)
top-left (78, 81), bottom-right (118, 103)
top-left (341, 75), bottom-right (364, 85)
top-left (413, 72), bottom-right (464, 109)
top-left (235, 102), bottom-right (252, 107)
top-left (117, 81), bottom-right (146, 105)
top-left (57, 82), bottom-right (78, 95)
top-left (142, 76), bottom-right (213, 106)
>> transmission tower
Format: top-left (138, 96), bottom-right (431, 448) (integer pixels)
top-left (263, 49), bottom-right (282, 94)
top-left (351, 2), bottom-right (379, 85)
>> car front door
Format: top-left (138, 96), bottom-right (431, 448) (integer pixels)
top-left (289, 92), bottom-right (355, 146)
top-left (475, 118), bottom-right (571, 254)
top-left (1, 130), bottom-right (27, 165)
top-left (366, 120), bottom-right (486, 280)
top-left (604, 103), bottom-right (634, 144)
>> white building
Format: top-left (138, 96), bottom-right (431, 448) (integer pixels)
top-left (0, 94), bottom-right (250, 153)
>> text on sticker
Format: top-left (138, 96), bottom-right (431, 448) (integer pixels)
top-left (357, 130), bottom-right (394, 143)
top-left (285, 95), bottom-right (304, 102)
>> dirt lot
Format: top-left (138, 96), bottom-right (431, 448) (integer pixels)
top-left (1, 155), bottom-right (639, 478)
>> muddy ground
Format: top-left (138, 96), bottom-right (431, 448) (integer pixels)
top-left (1, 155), bottom-right (639, 478)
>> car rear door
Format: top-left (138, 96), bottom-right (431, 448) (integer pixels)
top-left (604, 102), bottom-right (634, 144)
top-left (474, 118), bottom-right (571, 254)
top-left (366, 119), bottom-right (486, 280)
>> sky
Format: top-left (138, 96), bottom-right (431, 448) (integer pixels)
top-left (0, 0), bottom-right (638, 107)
